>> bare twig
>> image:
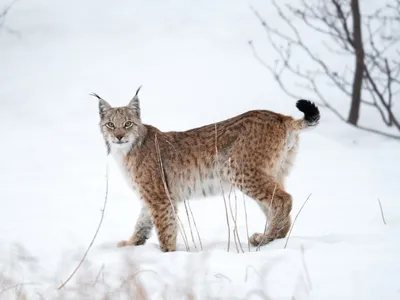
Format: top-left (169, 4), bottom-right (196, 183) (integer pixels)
top-left (284, 193), bottom-right (312, 249)
top-left (377, 198), bottom-right (387, 225)
top-left (58, 164), bottom-right (110, 290)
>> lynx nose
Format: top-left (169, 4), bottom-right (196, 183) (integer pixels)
top-left (116, 135), bottom-right (124, 141)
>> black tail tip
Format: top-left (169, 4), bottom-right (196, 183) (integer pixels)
top-left (296, 99), bottom-right (320, 125)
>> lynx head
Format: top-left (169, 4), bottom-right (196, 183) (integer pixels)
top-left (92, 86), bottom-right (146, 154)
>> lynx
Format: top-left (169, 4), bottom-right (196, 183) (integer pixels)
top-left (93, 87), bottom-right (320, 252)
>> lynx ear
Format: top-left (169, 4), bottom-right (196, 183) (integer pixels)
top-left (128, 85), bottom-right (142, 119)
top-left (90, 93), bottom-right (111, 115)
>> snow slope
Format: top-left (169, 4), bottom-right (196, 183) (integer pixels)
top-left (0, 0), bottom-right (399, 299)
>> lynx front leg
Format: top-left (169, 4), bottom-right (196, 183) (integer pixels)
top-left (117, 205), bottom-right (153, 247)
top-left (149, 202), bottom-right (178, 252)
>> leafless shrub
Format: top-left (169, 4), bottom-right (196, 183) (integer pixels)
top-left (250, 0), bottom-right (400, 140)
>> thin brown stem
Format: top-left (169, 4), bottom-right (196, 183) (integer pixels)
top-left (215, 123), bottom-right (231, 252)
top-left (284, 194), bottom-right (312, 249)
top-left (58, 164), bottom-right (110, 290)
top-left (183, 198), bottom-right (198, 251)
top-left (186, 200), bottom-right (203, 251)
top-left (155, 134), bottom-right (190, 251)
top-left (256, 184), bottom-right (277, 251)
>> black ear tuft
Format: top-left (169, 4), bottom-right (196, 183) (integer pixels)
top-left (90, 93), bottom-right (111, 115)
top-left (134, 85), bottom-right (143, 97)
top-left (128, 85), bottom-right (143, 119)
top-left (90, 93), bottom-right (102, 100)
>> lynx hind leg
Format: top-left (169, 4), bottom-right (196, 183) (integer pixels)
top-left (234, 170), bottom-right (292, 247)
top-left (278, 134), bottom-right (299, 187)
top-left (117, 206), bottom-right (153, 247)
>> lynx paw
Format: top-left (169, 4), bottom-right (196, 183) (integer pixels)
top-left (117, 240), bottom-right (134, 248)
top-left (249, 233), bottom-right (273, 247)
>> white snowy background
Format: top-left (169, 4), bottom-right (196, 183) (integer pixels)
top-left (0, 0), bottom-right (399, 299)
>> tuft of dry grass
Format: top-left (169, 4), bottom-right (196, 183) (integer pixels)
top-left (0, 241), bottom-right (310, 300)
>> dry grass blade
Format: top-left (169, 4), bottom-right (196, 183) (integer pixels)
top-left (57, 164), bottom-right (110, 290)
top-left (92, 264), bottom-right (105, 287)
top-left (256, 184), bottom-right (277, 251)
top-left (186, 200), bottom-right (203, 251)
top-left (0, 282), bottom-right (38, 295)
top-left (214, 123), bottom-right (231, 252)
top-left (284, 193), bottom-right (312, 249)
top-left (228, 184), bottom-right (244, 253)
top-left (183, 198), bottom-right (198, 250)
top-left (243, 194), bottom-right (251, 252)
top-left (228, 186), bottom-right (239, 253)
top-left (155, 134), bottom-right (190, 251)
top-left (233, 189), bottom-right (245, 253)
top-left (300, 244), bottom-right (313, 291)
top-left (241, 172), bottom-right (251, 252)
top-left (377, 198), bottom-right (387, 225)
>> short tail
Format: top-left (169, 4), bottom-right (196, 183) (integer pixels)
top-left (296, 99), bottom-right (320, 126)
top-left (287, 99), bottom-right (320, 131)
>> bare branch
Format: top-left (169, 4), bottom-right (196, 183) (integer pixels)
top-left (331, 0), bottom-right (354, 47)
top-left (248, 38), bottom-right (347, 123)
top-left (364, 67), bottom-right (400, 130)
top-left (250, 0), bottom-right (400, 139)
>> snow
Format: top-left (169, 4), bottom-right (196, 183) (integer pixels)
top-left (1, 0), bottom-right (399, 299)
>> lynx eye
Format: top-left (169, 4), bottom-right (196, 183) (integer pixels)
top-left (105, 122), bottom-right (115, 129)
top-left (124, 121), bottom-right (133, 128)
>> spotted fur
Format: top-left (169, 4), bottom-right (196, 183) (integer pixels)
top-left (94, 87), bottom-right (320, 252)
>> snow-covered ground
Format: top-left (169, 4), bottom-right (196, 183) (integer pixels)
top-left (1, 0), bottom-right (399, 299)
